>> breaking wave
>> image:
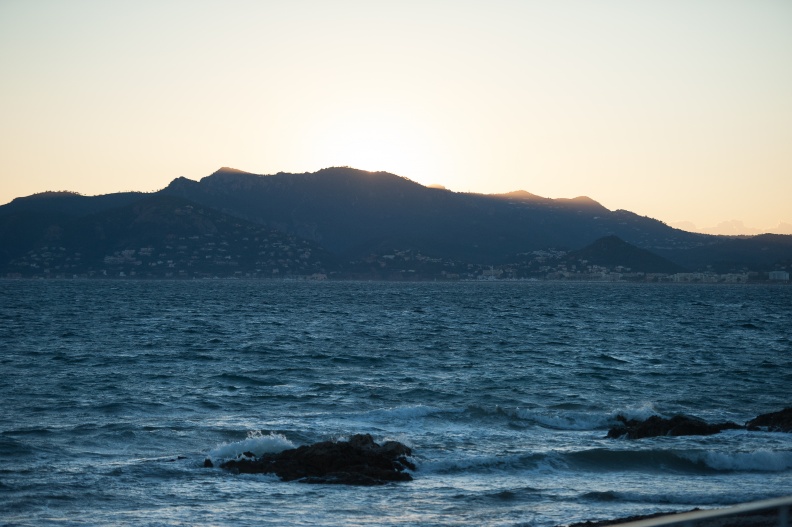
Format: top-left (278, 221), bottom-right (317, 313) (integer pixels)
top-left (207, 431), bottom-right (295, 463)
top-left (681, 449), bottom-right (792, 472)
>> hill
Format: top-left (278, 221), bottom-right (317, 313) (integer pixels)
top-left (567, 235), bottom-right (686, 274)
top-left (158, 167), bottom-right (710, 264)
top-left (2, 166), bottom-right (791, 279)
top-left (0, 190), bottom-right (145, 217)
top-left (0, 194), bottom-right (333, 278)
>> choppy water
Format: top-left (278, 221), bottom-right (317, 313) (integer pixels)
top-left (1, 280), bottom-right (791, 526)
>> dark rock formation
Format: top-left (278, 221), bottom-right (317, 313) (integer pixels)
top-left (746, 407), bottom-right (792, 433)
top-left (214, 434), bottom-right (415, 485)
top-left (607, 414), bottom-right (743, 439)
top-left (562, 508), bottom-right (778, 527)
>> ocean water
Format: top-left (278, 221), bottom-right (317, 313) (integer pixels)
top-left (1, 280), bottom-right (791, 526)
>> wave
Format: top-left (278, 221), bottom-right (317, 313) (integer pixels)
top-left (567, 447), bottom-right (792, 474)
top-left (512, 409), bottom-right (611, 431)
top-left (352, 401), bottom-right (672, 432)
top-left (212, 373), bottom-right (275, 387)
top-left (563, 448), bottom-right (709, 474)
top-left (351, 402), bottom-right (765, 440)
top-left (500, 402), bottom-right (661, 431)
top-left (580, 489), bottom-right (776, 507)
top-left (595, 353), bottom-right (630, 364)
top-left (421, 447), bottom-right (792, 477)
top-left (207, 431), bottom-right (295, 463)
top-left (361, 404), bottom-right (460, 421)
top-left (421, 452), bottom-right (548, 475)
top-left (615, 402), bottom-right (668, 421)
top-left (580, 490), bottom-right (621, 502)
top-left (460, 486), bottom-right (543, 504)
top-left (680, 449), bottom-right (792, 472)
top-left (0, 436), bottom-right (36, 457)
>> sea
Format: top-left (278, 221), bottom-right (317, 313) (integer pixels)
top-left (1, 280), bottom-right (791, 527)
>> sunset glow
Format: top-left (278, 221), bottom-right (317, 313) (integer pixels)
top-left (306, 105), bottom-right (444, 185)
top-left (1, 1), bottom-right (790, 234)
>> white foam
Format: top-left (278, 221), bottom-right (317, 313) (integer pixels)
top-left (683, 450), bottom-right (792, 472)
top-left (616, 402), bottom-right (664, 421)
top-left (502, 404), bottom-right (666, 431)
top-left (207, 431), bottom-right (295, 463)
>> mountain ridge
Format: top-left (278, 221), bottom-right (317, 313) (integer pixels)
top-left (158, 167), bottom-right (712, 264)
top-left (568, 235), bottom-right (685, 274)
top-left (2, 166), bottom-right (791, 279)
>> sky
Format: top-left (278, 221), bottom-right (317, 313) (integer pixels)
top-left (1, 0), bottom-right (791, 235)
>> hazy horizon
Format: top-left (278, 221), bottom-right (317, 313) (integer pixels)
top-left (1, 1), bottom-right (790, 235)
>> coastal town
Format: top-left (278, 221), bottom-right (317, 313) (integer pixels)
top-left (5, 237), bottom-right (790, 283)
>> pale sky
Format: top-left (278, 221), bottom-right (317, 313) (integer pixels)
top-left (1, 0), bottom-right (791, 234)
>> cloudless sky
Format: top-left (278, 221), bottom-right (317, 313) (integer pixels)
top-left (1, 0), bottom-right (790, 234)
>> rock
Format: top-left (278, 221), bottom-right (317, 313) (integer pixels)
top-left (746, 407), bottom-right (792, 432)
top-left (607, 414), bottom-right (743, 439)
top-left (216, 433), bottom-right (415, 485)
top-left (561, 507), bottom-right (779, 527)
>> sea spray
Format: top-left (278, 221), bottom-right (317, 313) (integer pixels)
top-left (207, 431), bottom-right (295, 463)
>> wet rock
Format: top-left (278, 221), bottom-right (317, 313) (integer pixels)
top-left (607, 414), bottom-right (743, 439)
top-left (216, 433), bottom-right (414, 485)
top-left (746, 407), bottom-right (792, 433)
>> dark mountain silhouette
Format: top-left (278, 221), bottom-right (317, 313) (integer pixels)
top-left (568, 235), bottom-right (686, 274)
top-left (495, 190), bottom-right (610, 213)
top-left (665, 233), bottom-right (792, 273)
top-left (2, 166), bottom-right (791, 278)
top-left (157, 167), bottom-right (711, 265)
top-left (0, 190), bottom-right (145, 217)
top-left (0, 194), bottom-right (333, 278)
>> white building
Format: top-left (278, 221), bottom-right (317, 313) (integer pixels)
top-left (768, 270), bottom-right (790, 281)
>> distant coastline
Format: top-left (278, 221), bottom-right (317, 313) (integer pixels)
top-left (2, 168), bottom-right (791, 282)
top-left (2, 274), bottom-right (789, 284)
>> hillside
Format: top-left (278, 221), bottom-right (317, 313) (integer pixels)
top-left (567, 235), bottom-right (686, 274)
top-left (2, 166), bottom-right (791, 279)
top-left (0, 194), bottom-right (333, 278)
top-left (159, 167), bottom-right (709, 264)
top-left (0, 190), bottom-right (145, 217)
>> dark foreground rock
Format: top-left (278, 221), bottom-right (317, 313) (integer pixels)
top-left (746, 407), bottom-right (792, 433)
top-left (564, 510), bottom-right (688, 527)
top-left (607, 414), bottom-right (743, 439)
top-left (563, 508), bottom-right (777, 527)
top-left (212, 434), bottom-right (415, 485)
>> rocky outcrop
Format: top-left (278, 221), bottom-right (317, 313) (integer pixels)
top-left (562, 508), bottom-right (778, 527)
top-left (746, 407), bottom-right (792, 433)
top-left (607, 414), bottom-right (743, 439)
top-left (211, 434), bottom-right (415, 485)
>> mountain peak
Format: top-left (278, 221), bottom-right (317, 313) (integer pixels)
top-left (555, 196), bottom-right (608, 210)
top-left (497, 190), bottom-right (548, 201)
top-left (163, 176), bottom-right (199, 191)
top-left (209, 167), bottom-right (256, 177)
top-left (570, 235), bottom-right (684, 273)
top-left (493, 191), bottom-right (608, 212)
top-left (24, 190), bottom-right (82, 199)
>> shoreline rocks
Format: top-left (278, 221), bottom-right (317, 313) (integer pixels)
top-left (209, 433), bottom-right (415, 486)
top-left (607, 407), bottom-right (792, 439)
top-left (607, 414), bottom-right (743, 439)
top-left (746, 407), bottom-right (792, 433)
top-left (563, 507), bottom-right (778, 527)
